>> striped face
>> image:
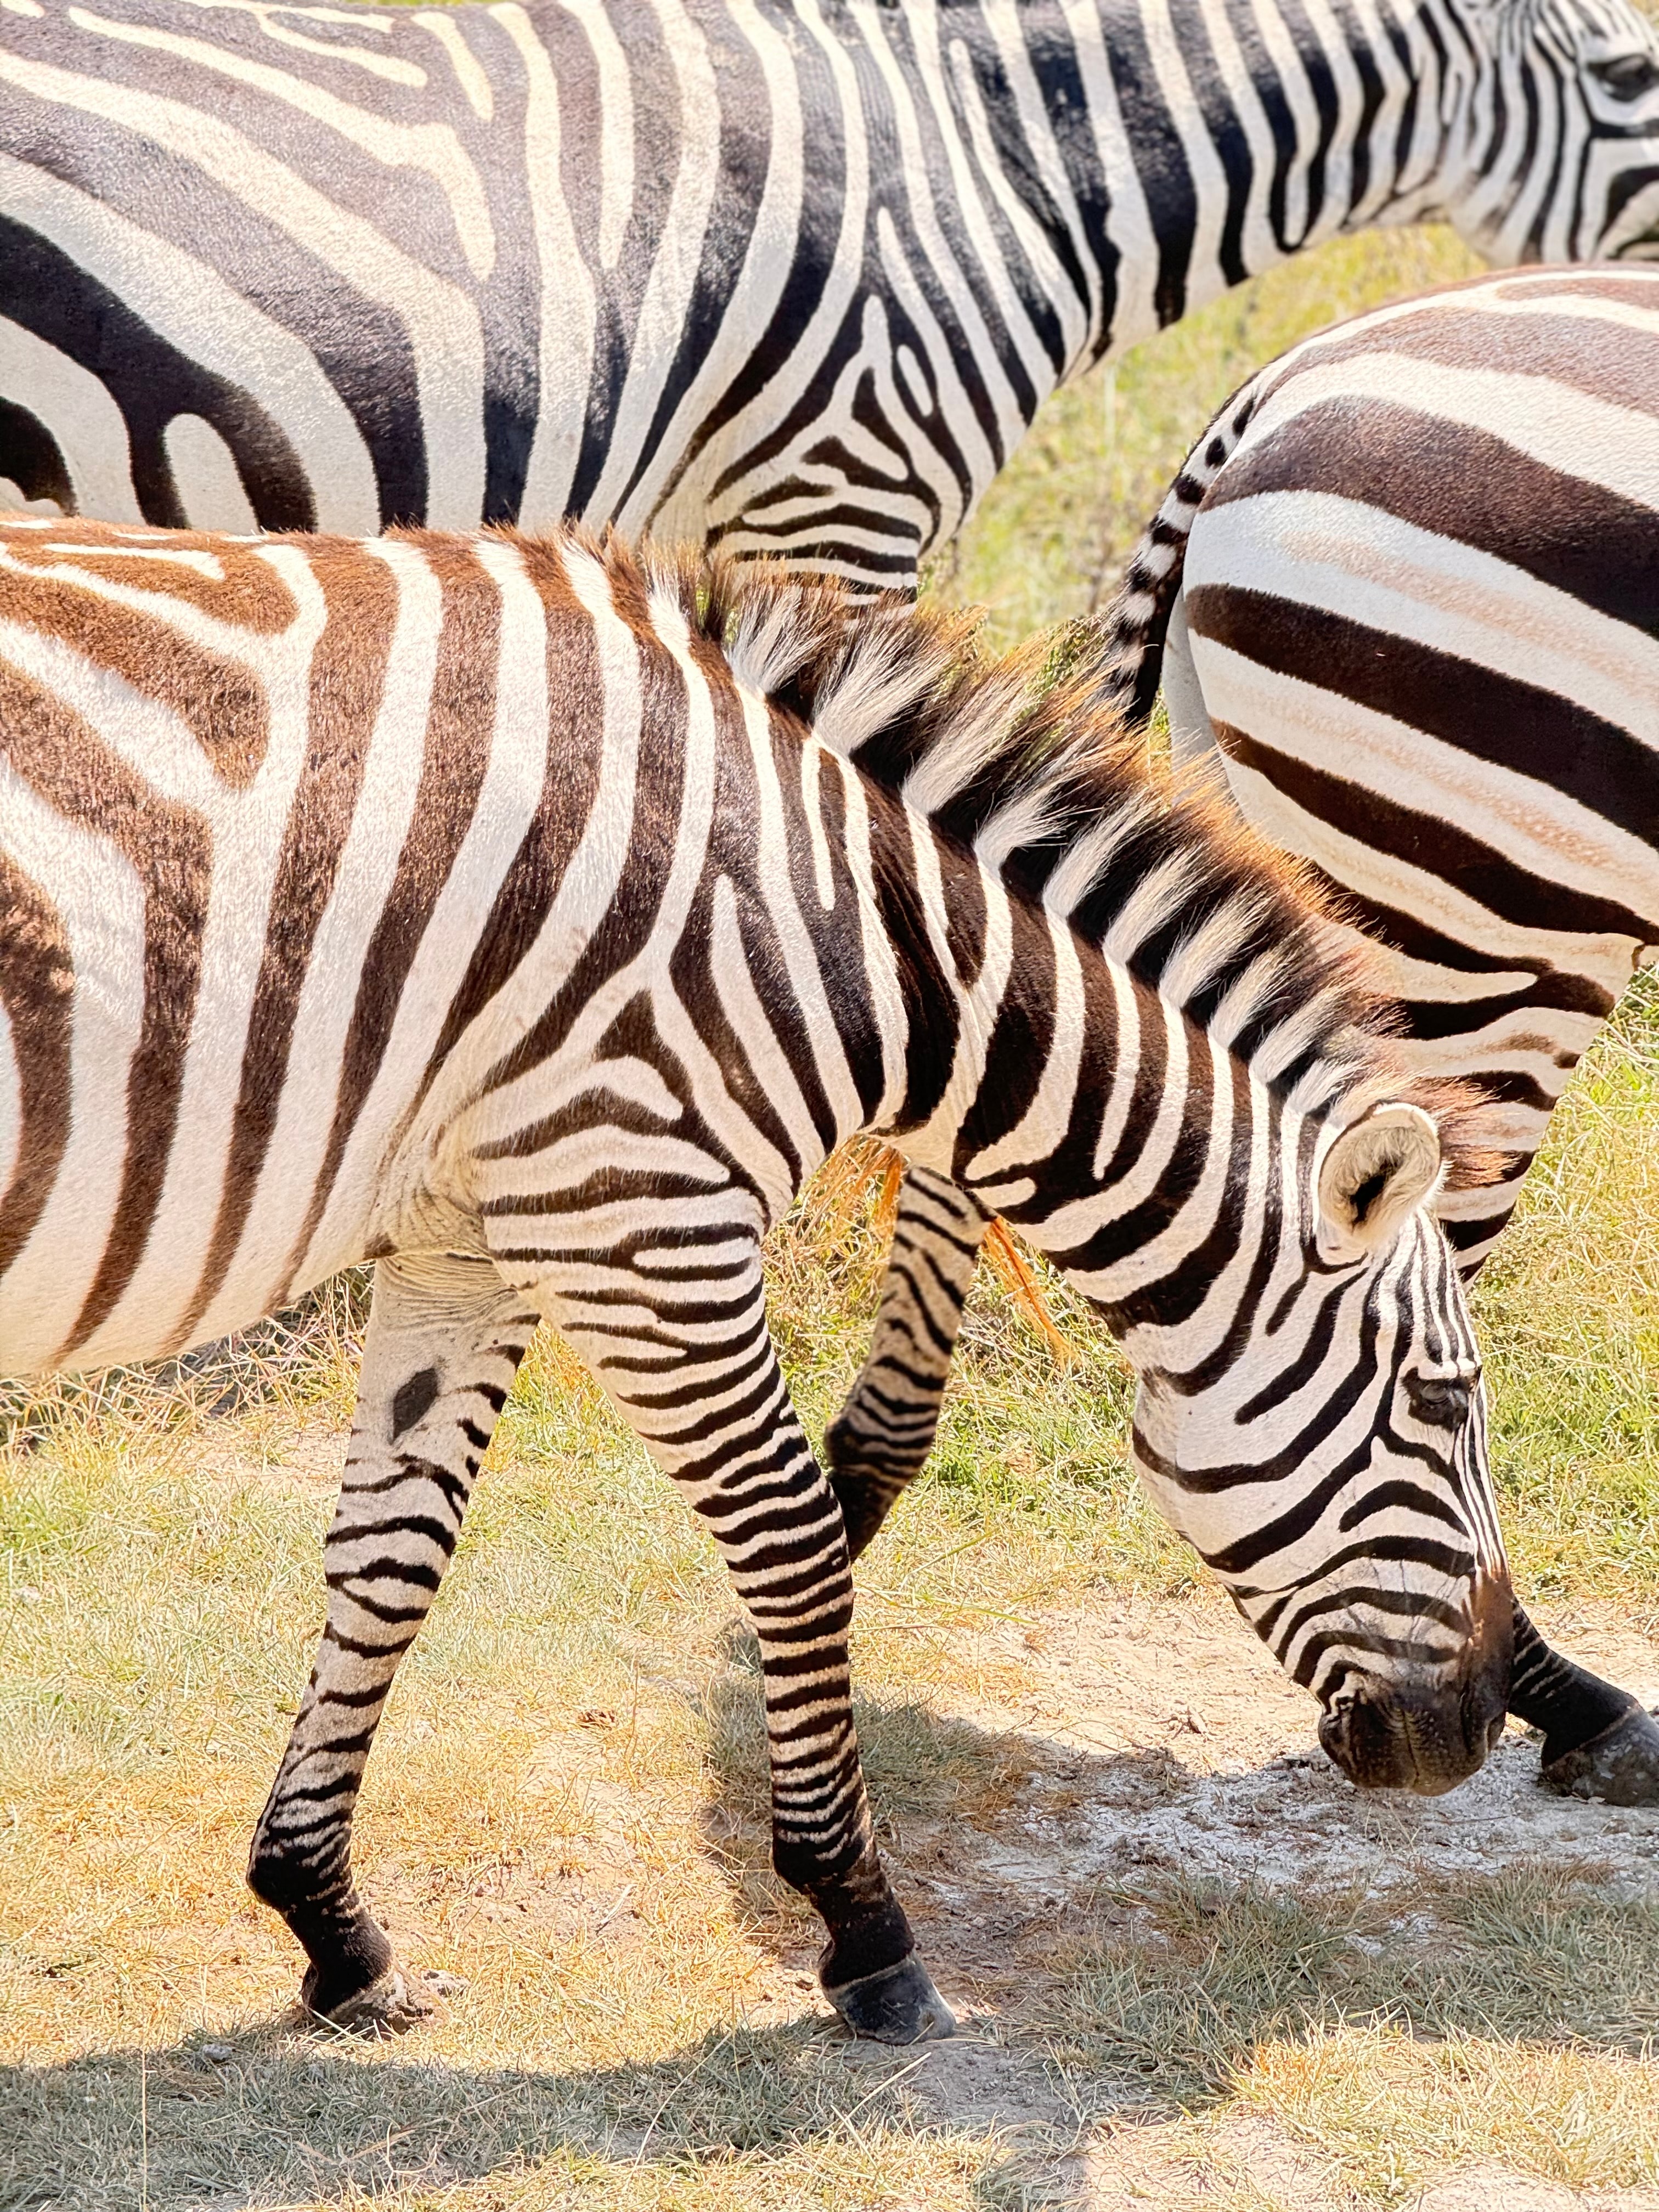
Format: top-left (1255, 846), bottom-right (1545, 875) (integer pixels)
top-left (1126, 1100), bottom-right (1511, 1796)
top-left (1451, 0), bottom-right (1659, 261)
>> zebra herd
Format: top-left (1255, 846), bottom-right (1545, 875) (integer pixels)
top-left (1, 0), bottom-right (1657, 2044)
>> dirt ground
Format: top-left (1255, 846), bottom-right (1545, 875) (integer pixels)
top-left (819, 1597), bottom-right (1659, 2210)
top-left (10, 1413), bottom-right (1659, 2210)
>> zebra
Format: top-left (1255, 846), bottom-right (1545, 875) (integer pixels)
top-left (0, 0), bottom-right (1656, 579)
top-left (833, 260), bottom-right (1659, 1810)
top-left (0, 511), bottom-right (1511, 2041)
top-left (3, 0), bottom-right (1656, 1819)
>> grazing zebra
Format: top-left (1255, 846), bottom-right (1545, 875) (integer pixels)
top-left (836, 261), bottom-right (1659, 1808)
top-left (0, 0), bottom-right (1657, 578)
top-left (0, 514), bottom-right (1511, 2040)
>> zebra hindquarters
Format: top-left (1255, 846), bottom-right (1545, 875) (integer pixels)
top-left (481, 1215), bottom-right (955, 2044)
top-left (246, 1251), bottom-right (539, 2029)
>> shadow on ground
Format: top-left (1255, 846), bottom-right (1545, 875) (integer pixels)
top-left (7, 1651), bottom-right (1658, 2211)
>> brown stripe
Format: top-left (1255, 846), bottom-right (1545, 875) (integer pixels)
top-left (1202, 393), bottom-right (1659, 639)
top-left (180, 539), bottom-right (399, 1342)
top-left (0, 851), bottom-right (73, 1283)
top-left (415, 539), bottom-right (600, 1099)
top-left (0, 537), bottom-right (297, 787)
top-left (1209, 715), bottom-right (1656, 944)
top-left (0, 518), bottom-right (300, 630)
top-left (280, 534), bottom-right (501, 1294)
top-left (0, 661), bottom-right (211, 1359)
top-left (1280, 299), bottom-right (1659, 422)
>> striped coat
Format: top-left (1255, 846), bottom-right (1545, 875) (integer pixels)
top-left (0, 0), bottom-right (1657, 581)
top-left (836, 262), bottom-right (1659, 1813)
top-left (0, 512), bottom-right (1511, 2038)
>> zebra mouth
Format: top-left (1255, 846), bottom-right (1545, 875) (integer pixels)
top-left (1318, 1692), bottom-right (1505, 1795)
top-left (1316, 1574), bottom-right (1514, 1794)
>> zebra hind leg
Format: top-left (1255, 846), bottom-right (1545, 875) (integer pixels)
top-left (1509, 1601), bottom-right (1659, 1804)
top-left (823, 1169), bottom-right (988, 1559)
top-left (246, 1251), bottom-right (538, 2028)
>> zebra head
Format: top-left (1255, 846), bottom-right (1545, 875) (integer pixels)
top-left (1438, 0), bottom-right (1659, 260)
top-left (1126, 1097), bottom-right (1511, 1797)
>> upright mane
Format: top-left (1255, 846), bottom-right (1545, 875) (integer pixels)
top-left (610, 541), bottom-right (1375, 1070)
top-left (599, 538), bottom-right (1496, 1187)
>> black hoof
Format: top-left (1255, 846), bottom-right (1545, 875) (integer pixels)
top-left (1541, 1705), bottom-right (1659, 1806)
top-left (296, 1960), bottom-right (444, 2036)
top-left (822, 1953), bottom-right (956, 2044)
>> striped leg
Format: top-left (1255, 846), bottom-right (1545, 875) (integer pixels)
top-left (824, 1169), bottom-right (989, 1558)
top-left (506, 1233), bottom-right (953, 2043)
top-left (1510, 1602), bottom-right (1659, 1805)
top-left (247, 1252), bottom-right (538, 2027)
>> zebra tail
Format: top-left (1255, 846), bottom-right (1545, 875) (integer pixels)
top-left (1101, 376), bottom-right (1263, 729)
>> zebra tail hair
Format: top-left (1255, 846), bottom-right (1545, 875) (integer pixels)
top-left (1100, 377), bottom-right (1265, 729)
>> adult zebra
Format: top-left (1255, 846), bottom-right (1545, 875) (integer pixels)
top-left (0, 512), bottom-right (1511, 2040)
top-left (832, 261), bottom-right (1659, 1807)
top-left (0, 0), bottom-right (1656, 574)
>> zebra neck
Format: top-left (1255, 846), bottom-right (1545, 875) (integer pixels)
top-left (868, 837), bottom-right (1263, 1342)
top-left (1058, 0), bottom-right (1468, 357)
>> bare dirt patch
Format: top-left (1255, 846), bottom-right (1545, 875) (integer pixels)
top-left (907, 1593), bottom-right (1659, 1914)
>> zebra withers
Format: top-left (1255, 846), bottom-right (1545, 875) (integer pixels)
top-left (0, 0), bottom-right (1656, 577)
top-left (0, 516), bottom-right (1510, 2040)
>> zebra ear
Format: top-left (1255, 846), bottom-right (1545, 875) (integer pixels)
top-left (1317, 1104), bottom-right (1444, 1260)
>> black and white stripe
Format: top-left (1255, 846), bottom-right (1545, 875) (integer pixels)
top-left (842, 261), bottom-right (1659, 1809)
top-left (0, 513), bottom-right (1511, 2038)
top-left (1, 0), bottom-right (1657, 583)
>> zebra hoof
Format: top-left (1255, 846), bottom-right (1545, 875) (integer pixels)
top-left (823, 1953), bottom-right (956, 2044)
top-left (1541, 1705), bottom-right (1659, 1806)
top-left (300, 1960), bottom-right (446, 2036)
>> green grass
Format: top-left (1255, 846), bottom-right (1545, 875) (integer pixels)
top-left (927, 226), bottom-right (1482, 651)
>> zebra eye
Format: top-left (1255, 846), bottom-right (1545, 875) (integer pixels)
top-left (1406, 1371), bottom-right (1476, 1429)
top-left (1591, 52), bottom-right (1659, 100)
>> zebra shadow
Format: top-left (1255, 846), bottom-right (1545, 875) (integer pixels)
top-left (4, 1637), bottom-right (1656, 2210)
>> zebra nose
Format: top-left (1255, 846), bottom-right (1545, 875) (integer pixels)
top-left (1317, 1682), bottom-right (1496, 1795)
top-left (1316, 1579), bottom-right (1513, 1795)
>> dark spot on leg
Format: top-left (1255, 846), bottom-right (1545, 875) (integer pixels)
top-left (391, 1365), bottom-right (440, 1440)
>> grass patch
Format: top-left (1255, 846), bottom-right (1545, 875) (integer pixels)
top-left (1473, 969), bottom-right (1659, 1614)
top-left (1052, 1865), bottom-right (1659, 2197)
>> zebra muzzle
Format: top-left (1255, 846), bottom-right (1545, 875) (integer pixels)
top-left (1317, 1575), bottom-right (1514, 1795)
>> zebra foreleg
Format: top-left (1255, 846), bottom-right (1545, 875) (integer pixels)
top-left (1509, 1601), bottom-right (1659, 1804)
top-left (823, 1169), bottom-right (989, 1559)
top-left (514, 1242), bottom-right (955, 2043)
top-left (247, 1251), bottom-right (538, 2028)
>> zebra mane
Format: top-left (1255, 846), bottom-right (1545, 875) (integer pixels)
top-left (630, 541), bottom-right (1494, 1178)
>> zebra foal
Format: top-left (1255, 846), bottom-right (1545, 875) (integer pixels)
top-left (1, 515), bottom-right (1511, 2040)
top-left (838, 262), bottom-right (1659, 1807)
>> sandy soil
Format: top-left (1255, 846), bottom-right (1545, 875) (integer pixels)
top-left (852, 1594), bottom-right (1659, 2210)
top-left (927, 1594), bottom-right (1659, 1906)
